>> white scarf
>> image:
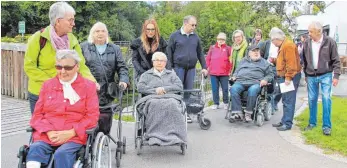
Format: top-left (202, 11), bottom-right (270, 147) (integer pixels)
top-left (59, 73), bottom-right (80, 105)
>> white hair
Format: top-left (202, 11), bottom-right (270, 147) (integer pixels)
top-left (49, 2), bottom-right (75, 26)
top-left (56, 49), bottom-right (81, 63)
top-left (183, 15), bottom-right (196, 25)
top-left (232, 29), bottom-right (245, 42)
top-left (309, 21), bottom-right (323, 34)
top-left (152, 52), bottom-right (167, 61)
top-left (88, 22), bottom-right (109, 44)
top-left (269, 27), bottom-right (286, 41)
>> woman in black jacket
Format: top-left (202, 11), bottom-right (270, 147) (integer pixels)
top-left (131, 18), bottom-right (168, 82)
top-left (81, 22), bottom-right (129, 134)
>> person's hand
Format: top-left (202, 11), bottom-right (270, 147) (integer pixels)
top-left (260, 80), bottom-right (268, 87)
top-left (201, 69), bottom-right (208, 76)
top-left (51, 129), bottom-right (76, 145)
top-left (155, 87), bottom-right (166, 95)
top-left (47, 131), bottom-right (57, 142)
top-left (333, 78), bottom-right (339, 87)
top-left (230, 77), bottom-right (236, 81)
top-left (119, 82), bottom-right (127, 90)
top-left (95, 83), bottom-right (100, 91)
top-left (285, 80), bottom-right (291, 86)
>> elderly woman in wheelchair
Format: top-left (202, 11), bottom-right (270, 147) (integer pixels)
top-left (21, 50), bottom-right (99, 168)
top-left (228, 45), bottom-right (274, 125)
top-left (135, 51), bottom-right (187, 154)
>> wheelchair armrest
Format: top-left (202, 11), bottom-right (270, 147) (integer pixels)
top-left (181, 89), bottom-right (201, 93)
top-left (26, 127), bottom-right (34, 132)
top-left (86, 126), bottom-right (98, 135)
top-left (99, 103), bottom-right (119, 111)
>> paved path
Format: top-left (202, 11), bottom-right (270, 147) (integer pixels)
top-left (2, 87), bottom-right (347, 168)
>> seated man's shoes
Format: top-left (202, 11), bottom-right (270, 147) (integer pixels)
top-left (244, 113), bottom-right (252, 122)
top-left (304, 124), bottom-right (315, 131)
top-left (187, 115), bottom-right (193, 123)
top-left (276, 125), bottom-right (291, 131)
top-left (323, 127), bottom-right (331, 136)
top-left (272, 122), bottom-right (283, 127)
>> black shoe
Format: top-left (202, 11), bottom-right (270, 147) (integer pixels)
top-left (276, 125), bottom-right (291, 131)
top-left (272, 122), bottom-right (283, 127)
top-left (304, 124), bottom-right (316, 131)
top-left (323, 128), bottom-right (331, 136)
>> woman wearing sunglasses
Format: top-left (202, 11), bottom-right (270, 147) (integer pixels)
top-left (25, 49), bottom-right (99, 168)
top-left (80, 22), bottom-right (129, 134)
top-left (130, 18), bottom-right (168, 83)
top-left (24, 2), bottom-right (96, 114)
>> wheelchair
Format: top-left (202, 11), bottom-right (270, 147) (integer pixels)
top-left (134, 92), bottom-right (187, 155)
top-left (17, 85), bottom-right (127, 168)
top-left (225, 79), bottom-right (274, 127)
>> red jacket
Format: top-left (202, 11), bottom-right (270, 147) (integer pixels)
top-left (30, 74), bottom-right (100, 146)
top-left (206, 43), bottom-right (232, 76)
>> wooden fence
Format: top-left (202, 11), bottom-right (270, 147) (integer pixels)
top-left (1, 43), bottom-right (28, 99)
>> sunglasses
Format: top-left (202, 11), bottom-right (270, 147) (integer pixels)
top-left (146, 28), bottom-right (155, 32)
top-left (55, 64), bottom-right (77, 71)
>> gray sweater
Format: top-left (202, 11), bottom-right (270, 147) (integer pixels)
top-left (137, 68), bottom-right (183, 95)
top-left (233, 56), bottom-right (274, 85)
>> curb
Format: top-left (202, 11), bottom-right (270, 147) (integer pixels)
top-left (278, 99), bottom-right (347, 164)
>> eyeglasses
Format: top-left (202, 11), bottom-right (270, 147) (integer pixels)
top-left (55, 64), bottom-right (77, 71)
top-left (217, 38), bottom-right (226, 41)
top-left (146, 28), bottom-right (155, 32)
top-left (153, 60), bottom-right (166, 63)
top-left (59, 17), bottom-right (75, 24)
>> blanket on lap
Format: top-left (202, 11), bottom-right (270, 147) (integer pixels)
top-left (136, 94), bottom-right (187, 146)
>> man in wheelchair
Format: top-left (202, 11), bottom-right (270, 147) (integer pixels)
top-left (23, 50), bottom-right (100, 168)
top-left (229, 45), bottom-right (274, 122)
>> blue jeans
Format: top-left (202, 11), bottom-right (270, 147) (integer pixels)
top-left (230, 83), bottom-right (261, 114)
top-left (307, 72), bottom-right (333, 129)
top-left (174, 67), bottom-right (196, 90)
top-left (27, 141), bottom-right (82, 168)
top-left (210, 75), bottom-right (229, 105)
top-left (279, 73), bottom-right (301, 128)
top-left (28, 92), bottom-right (39, 114)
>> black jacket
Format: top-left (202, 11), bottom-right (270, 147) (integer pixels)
top-left (81, 42), bottom-right (129, 105)
top-left (166, 30), bottom-right (206, 69)
top-left (302, 35), bottom-right (340, 79)
top-left (130, 37), bottom-right (168, 77)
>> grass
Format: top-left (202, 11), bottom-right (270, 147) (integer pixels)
top-left (295, 96), bottom-right (347, 156)
top-left (113, 113), bottom-right (135, 122)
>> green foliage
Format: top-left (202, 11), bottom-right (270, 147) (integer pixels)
top-left (295, 97), bottom-right (347, 156)
top-left (113, 113), bottom-right (135, 122)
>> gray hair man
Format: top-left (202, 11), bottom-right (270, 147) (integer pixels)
top-left (301, 21), bottom-right (341, 136)
top-left (166, 15), bottom-right (208, 91)
top-left (269, 27), bottom-right (302, 132)
top-left (230, 45), bottom-right (274, 122)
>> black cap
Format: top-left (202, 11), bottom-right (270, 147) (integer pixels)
top-left (249, 45), bottom-right (260, 51)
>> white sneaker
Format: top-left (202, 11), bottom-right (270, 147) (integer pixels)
top-left (211, 105), bottom-right (219, 110)
top-left (221, 103), bottom-right (228, 110)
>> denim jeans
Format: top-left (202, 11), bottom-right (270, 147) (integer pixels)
top-left (307, 72), bottom-right (333, 129)
top-left (279, 73), bottom-right (301, 128)
top-left (26, 141), bottom-right (82, 168)
top-left (28, 92), bottom-right (39, 114)
top-left (210, 75), bottom-right (229, 105)
top-left (230, 82), bottom-right (261, 114)
top-left (174, 67), bottom-right (196, 90)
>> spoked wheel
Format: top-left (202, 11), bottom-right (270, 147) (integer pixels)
top-left (136, 138), bottom-right (142, 155)
top-left (97, 136), bottom-right (111, 168)
top-left (122, 136), bottom-right (126, 154)
top-left (180, 143), bottom-right (187, 155)
top-left (256, 113), bottom-right (264, 127)
top-left (264, 103), bottom-right (272, 121)
top-left (198, 115), bottom-right (211, 130)
top-left (92, 132), bottom-right (103, 168)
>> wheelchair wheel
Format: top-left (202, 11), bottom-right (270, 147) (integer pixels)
top-left (97, 136), bottom-right (112, 168)
top-left (136, 138), bottom-right (142, 155)
top-left (198, 116), bottom-right (211, 130)
top-left (180, 143), bottom-right (187, 155)
top-left (122, 136), bottom-right (126, 154)
top-left (264, 103), bottom-right (272, 121)
top-left (17, 145), bottom-right (28, 168)
top-left (115, 151), bottom-right (121, 168)
top-left (256, 113), bottom-right (264, 127)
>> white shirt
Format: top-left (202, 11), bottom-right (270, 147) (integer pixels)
top-left (269, 42), bottom-right (279, 59)
top-left (180, 27), bottom-right (194, 37)
top-left (154, 68), bottom-right (165, 77)
top-left (311, 36), bottom-right (323, 69)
